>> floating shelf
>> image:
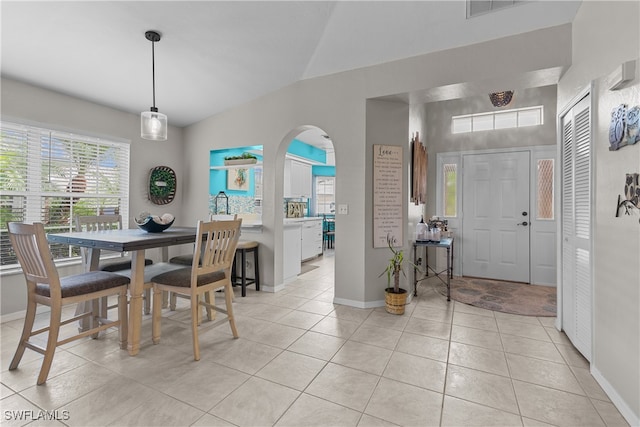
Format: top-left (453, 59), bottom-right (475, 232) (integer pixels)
top-left (210, 162), bottom-right (263, 170)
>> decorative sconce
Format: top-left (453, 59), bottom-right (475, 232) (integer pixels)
top-left (489, 91), bottom-right (514, 108)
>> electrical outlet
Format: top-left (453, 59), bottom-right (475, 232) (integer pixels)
top-left (245, 259), bottom-right (254, 272)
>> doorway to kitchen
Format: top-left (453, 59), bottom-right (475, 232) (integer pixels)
top-left (281, 126), bottom-right (336, 290)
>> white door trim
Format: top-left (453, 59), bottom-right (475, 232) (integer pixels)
top-left (435, 145), bottom-right (557, 282)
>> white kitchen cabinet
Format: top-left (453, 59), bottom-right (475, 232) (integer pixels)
top-left (283, 224), bottom-right (302, 283)
top-left (284, 159), bottom-right (312, 198)
top-left (301, 219), bottom-right (323, 261)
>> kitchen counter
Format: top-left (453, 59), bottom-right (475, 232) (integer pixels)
top-left (284, 217), bottom-right (324, 224)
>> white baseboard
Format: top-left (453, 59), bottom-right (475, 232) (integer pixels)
top-left (262, 283), bottom-right (284, 293)
top-left (1, 306), bottom-right (50, 324)
top-left (333, 297), bottom-right (385, 309)
top-left (591, 365), bottom-right (639, 426)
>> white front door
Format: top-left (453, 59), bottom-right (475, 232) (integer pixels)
top-left (462, 151), bottom-right (531, 282)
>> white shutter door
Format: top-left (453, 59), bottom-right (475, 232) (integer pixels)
top-left (561, 95), bottom-right (592, 361)
top-left (561, 115), bottom-right (575, 342)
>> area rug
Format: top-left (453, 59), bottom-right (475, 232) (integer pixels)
top-left (436, 276), bottom-right (556, 317)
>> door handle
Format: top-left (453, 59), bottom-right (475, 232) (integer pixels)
top-left (517, 221), bottom-right (529, 226)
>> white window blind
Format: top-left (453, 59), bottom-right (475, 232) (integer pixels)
top-left (0, 121), bottom-right (130, 268)
top-left (315, 176), bottom-right (335, 215)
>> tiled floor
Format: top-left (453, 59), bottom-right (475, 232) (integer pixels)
top-left (0, 251), bottom-right (630, 427)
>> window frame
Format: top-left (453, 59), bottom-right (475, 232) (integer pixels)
top-left (0, 121), bottom-right (130, 270)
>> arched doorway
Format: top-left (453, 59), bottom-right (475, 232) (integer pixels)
top-left (276, 126), bottom-right (336, 294)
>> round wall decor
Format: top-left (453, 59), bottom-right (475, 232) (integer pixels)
top-left (148, 166), bottom-right (176, 205)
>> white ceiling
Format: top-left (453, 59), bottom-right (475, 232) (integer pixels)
top-left (1, 1), bottom-right (581, 139)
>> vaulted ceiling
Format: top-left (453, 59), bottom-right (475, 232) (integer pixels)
top-left (1, 1), bottom-right (581, 129)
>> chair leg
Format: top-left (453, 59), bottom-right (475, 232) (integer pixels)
top-left (9, 298), bottom-right (37, 371)
top-left (143, 288), bottom-right (151, 315)
top-left (90, 298), bottom-right (100, 339)
top-left (204, 291), bottom-right (214, 321)
top-left (37, 303), bottom-right (62, 385)
top-left (100, 296), bottom-right (108, 319)
top-left (241, 249), bottom-right (247, 297)
top-left (225, 282), bottom-right (239, 338)
top-left (170, 292), bottom-right (177, 311)
top-left (152, 287), bottom-right (163, 345)
top-left (253, 247), bottom-right (260, 291)
top-left (191, 294), bottom-right (200, 361)
top-left (118, 289), bottom-right (128, 350)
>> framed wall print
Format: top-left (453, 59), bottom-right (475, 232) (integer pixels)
top-left (227, 167), bottom-right (250, 191)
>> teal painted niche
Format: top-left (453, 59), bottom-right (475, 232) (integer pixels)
top-left (210, 146), bottom-right (262, 196)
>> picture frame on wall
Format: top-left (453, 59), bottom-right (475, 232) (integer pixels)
top-left (227, 167), bottom-right (250, 191)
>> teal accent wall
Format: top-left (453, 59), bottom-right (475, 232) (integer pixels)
top-left (288, 139), bottom-right (326, 164)
top-left (312, 165), bottom-right (335, 176)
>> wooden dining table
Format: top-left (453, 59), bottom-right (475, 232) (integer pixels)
top-left (47, 226), bottom-right (198, 356)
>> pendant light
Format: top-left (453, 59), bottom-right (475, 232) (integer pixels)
top-left (141, 30), bottom-right (167, 141)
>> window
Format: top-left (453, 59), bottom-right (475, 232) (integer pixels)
top-left (452, 106), bottom-right (544, 134)
top-left (315, 176), bottom-right (335, 215)
top-left (0, 121), bottom-right (130, 268)
top-left (536, 159), bottom-right (554, 220)
top-left (443, 164), bottom-right (457, 217)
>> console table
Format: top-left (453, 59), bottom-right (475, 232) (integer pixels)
top-left (412, 237), bottom-right (454, 301)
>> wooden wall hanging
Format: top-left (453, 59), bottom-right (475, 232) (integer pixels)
top-left (411, 132), bottom-right (427, 205)
top-left (148, 166), bottom-right (176, 205)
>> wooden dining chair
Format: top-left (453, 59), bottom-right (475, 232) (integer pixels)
top-left (150, 218), bottom-right (242, 361)
top-left (75, 214), bottom-right (153, 315)
top-left (7, 222), bottom-right (129, 385)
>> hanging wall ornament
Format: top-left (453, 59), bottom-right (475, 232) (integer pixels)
top-left (626, 105), bottom-right (640, 145)
top-left (148, 166), bottom-right (176, 205)
top-left (609, 104), bottom-right (627, 151)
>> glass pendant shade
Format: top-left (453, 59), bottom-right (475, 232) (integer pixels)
top-left (141, 108), bottom-right (167, 141)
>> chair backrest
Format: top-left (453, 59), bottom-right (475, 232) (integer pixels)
top-left (7, 222), bottom-right (61, 294)
top-left (75, 214), bottom-right (123, 232)
top-left (75, 215), bottom-right (124, 263)
top-left (192, 218), bottom-right (242, 280)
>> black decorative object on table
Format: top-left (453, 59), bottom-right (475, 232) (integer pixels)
top-left (135, 213), bottom-right (175, 233)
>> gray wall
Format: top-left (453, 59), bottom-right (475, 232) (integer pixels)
top-left (557, 1), bottom-right (639, 422)
top-left (423, 85), bottom-right (558, 220)
top-left (182, 24), bottom-right (573, 307)
top-left (0, 78), bottom-right (185, 317)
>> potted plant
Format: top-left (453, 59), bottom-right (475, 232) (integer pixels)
top-left (379, 237), bottom-right (415, 315)
top-left (224, 152), bottom-right (258, 166)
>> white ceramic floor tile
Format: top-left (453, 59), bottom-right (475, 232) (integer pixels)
top-left (275, 393), bottom-right (361, 426)
top-left (513, 380), bottom-right (605, 426)
top-left (306, 363), bottom-right (379, 412)
top-left (287, 331), bottom-right (346, 361)
top-left (331, 341), bottom-right (393, 376)
top-left (441, 395), bottom-right (523, 427)
top-left (382, 351), bottom-right (446, 393)
top-left (256, 350), bottom-right (326, 391)
top-left (0, 256), bottom-right (629, 427)
top-left (395, 332), bottom-right (450, 362)
top-left (210, 377), bottom-right (300, 427)
top-left (365, 377), bottom-right (443, 426)
top-left (445, 365), bottom-right (519, 414)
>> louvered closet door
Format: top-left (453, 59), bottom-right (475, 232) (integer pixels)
top-left (561, 95), bottom-right (592, 361)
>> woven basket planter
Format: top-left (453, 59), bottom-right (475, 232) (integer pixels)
top-left (385, 288), bottom-right (408, 315)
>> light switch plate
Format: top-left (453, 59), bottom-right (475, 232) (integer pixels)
top-left (338, 204), bottom-right (348, 215)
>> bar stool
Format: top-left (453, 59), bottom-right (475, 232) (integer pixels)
top-left (231, 241), bottom-right (260, 297)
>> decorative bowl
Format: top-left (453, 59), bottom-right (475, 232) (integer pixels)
top-left (135, 216), bottom-right (175, 233)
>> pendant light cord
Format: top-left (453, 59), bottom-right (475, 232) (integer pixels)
top-left (151, 39), bottom-right (156, 110)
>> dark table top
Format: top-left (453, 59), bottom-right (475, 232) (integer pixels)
top-left (47, 226), bottom-right (198, 252)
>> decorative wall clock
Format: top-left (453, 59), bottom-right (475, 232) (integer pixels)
top-left (148, 166), bottom-right (176, 205)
